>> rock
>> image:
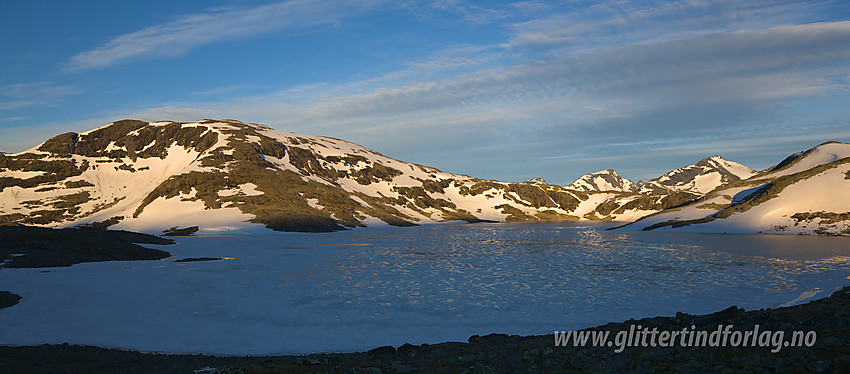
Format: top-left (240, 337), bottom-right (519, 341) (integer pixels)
top-left (523, 178), bottom-right (547, 185)
top-left (386, 363), bottom-right (417, 372)
top-left (295, 357), bottom-right (321, 365)
top-left (396, 343), bottom-right (416, 356)
top-left (352, 367), bottom-right (382, 374)
top-left (368, 345), bottom-right (396, 360)
top-left (806, 360), bottom-right (832, 372)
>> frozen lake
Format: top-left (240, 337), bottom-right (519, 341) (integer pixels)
top-left (1, 221), bottom-right (849, 355)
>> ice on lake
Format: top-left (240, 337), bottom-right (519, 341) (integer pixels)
top-left (1, 222), bottom-right (849, 355)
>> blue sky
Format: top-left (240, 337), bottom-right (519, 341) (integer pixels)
top-left (2, 0), bottom-right (849, 184)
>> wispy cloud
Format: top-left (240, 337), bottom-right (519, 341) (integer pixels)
top-left (0, 82), bottom-right (81, 111)
top-left (74, 0), bottom-right (850, 183)
top-left (505, 0), bottom-right (836, 50)
top-left (260, 21), bottom-right (850, 127)
top-left (122, 16), bottom-right (850, 181)
top-left (431, 0), bottom-right (509, 24)
top-left (66, 0), bottom-right (390, 72)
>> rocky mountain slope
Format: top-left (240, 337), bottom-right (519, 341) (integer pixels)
top-left (637, 156), bottom-right (756, 195)
top-left (568, 157), bottom-right (755, 195)
top-left (567, 169), bottom-right (640, 193)
top-left (1, 120), bottom-right (844, 235)
top-left (0, 119), bottom-right (696, 234)
top-left (620, 142), bottom-right (850, 235)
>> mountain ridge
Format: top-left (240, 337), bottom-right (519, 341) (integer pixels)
top-left (1, 119), bottom-right (667, 233)
top-left (0, 119), bottom-right (845, 235)
top-left (635, 155), bottom-right (755, 195)
top-left (567, 155), bottom-right (755, 196)
top-left (618, 141), bottom-right (850, 235)
top-left (567, 169), bottom-right (640, 193)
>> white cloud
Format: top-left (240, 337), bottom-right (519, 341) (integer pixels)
top-left (54, 1), bottom-right (850, 183)
top-left (0, 82), bottom-right (81, 111)
top-left (505, 0), bottom-right (839, 53)
top-left (129, 17), bottom-right (848, 181)
top-left (431, 0), bottom-right (509, 24)
top-left (257, 21), bottom-right (850, 130)
top-left (66, 0), bottom-right (390, 71)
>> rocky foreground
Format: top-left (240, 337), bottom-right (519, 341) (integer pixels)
top-left (1, 285), bottom-right (848, 373)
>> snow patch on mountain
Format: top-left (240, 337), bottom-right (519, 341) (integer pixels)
top-left (621, 144), bottom-right (850, 235)
top-left (523, 177), bottom-right (547, 185)
top-left (568, 169), bottom-right (639, 193)
top-left (638, 156), bottom-right (755, 195)
top-left (760, 142), bottom-right (850, 179)
top-left (1, 119), bottom-right (844, 236)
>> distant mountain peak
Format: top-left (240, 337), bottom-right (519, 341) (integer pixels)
top-left (638, 155), bottom-right (755, 195)
top-left (622, 141), bottom-right (850, 236)
top-left (3, 121), bottom-right (844, 236)
top-left (0, 119), bottom-right (680, 233)
top-left (523, 177), bottom-right (548, 185)
top-left (762, 141), bottom-right (850, 178)
top-left (567, 169), bottom-right (639, 193)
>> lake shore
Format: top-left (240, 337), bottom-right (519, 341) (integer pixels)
top-left (2, 285), bottom-right (848, 373)
top-left (0, 225), bottom-right (173, 268)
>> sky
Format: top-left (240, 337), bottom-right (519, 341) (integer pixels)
top-left (1, 0), bottom-right (849, 184)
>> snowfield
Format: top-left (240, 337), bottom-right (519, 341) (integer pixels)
top-left (623, 142), bottom-right (850, 235)
top-left (1, 222), bottom-right (848, 355)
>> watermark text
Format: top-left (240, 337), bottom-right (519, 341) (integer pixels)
top-left (554, 324), bottom-right (816, 353)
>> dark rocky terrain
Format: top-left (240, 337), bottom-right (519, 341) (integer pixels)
top-left (0, 224), bottom-right (172, 268)
top-left (0, 290), bottom-right (21, 309)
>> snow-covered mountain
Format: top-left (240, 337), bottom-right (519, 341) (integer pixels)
top-left (567, 169), bottom-right (640, 193)
top-left (637, 156), bottom-right (756, 195)
top-left (567, 157), bottom-right (754, 195)
top-left (523, 177), bottom-right (548, 185)
top-left (621, 142), bottom-right (850, 235)
top-left (1, 120), bottom-right (844, 235)
top-left (0, 119), bottom-right (686, 234)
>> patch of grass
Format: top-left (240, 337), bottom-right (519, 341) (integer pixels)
top-left (791, 211), bottom-right (850, 224)
top-left (325, 154), bottom-right (368, 167)
top-left (419, 178), bottom-right (452, 194)
top-left (642, 216), bottom-right (716, 231)
top-left (117, 164), bottom-right (136, 172)
top-left (695, 202), bottom-right (730, 210)
top-left (458, 181), bottom-right (502, 196)
top-left (350, 163), bottom-right (403, 185)
top-left (64, 180), bottom-right (95, 188)
top-left (494, 204), bottom-right (535, 221)
top-left (612, 191), bottom-right (700, 215)
top-left (0, 156), bottom-right (89, 192)
top-left (594, 199), bottom-right (620, 216)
